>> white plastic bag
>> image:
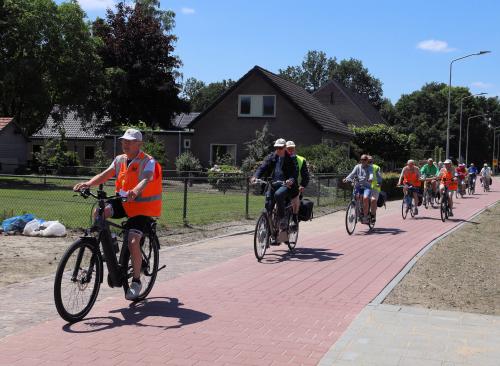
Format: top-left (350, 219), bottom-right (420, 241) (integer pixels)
top-left (40, 221), bottom-right (67, 237)
top-left (22, 219), bottom-right (44, 236)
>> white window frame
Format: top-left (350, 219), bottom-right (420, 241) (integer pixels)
top-left (209, 143), bottom-right (237, 165)
top-left (84, 145), bottom-right (96, 161)
top-left (183, 138), bottom-right (191, 149)
top-left (238, 95), bottom-right (276, 117)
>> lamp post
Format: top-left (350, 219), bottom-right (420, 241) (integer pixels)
top-left (465, 114), bottom-right (488, 166)
top-left (446, 51), bottom-right (491, 158)
top-left (458, 93), bottom-right (487, 162)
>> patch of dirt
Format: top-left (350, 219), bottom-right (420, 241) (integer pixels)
top-left (384, 202), bottom-right (500, 315)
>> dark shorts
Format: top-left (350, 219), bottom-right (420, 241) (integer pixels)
top-left (107, 198), bottom-right (152, 234)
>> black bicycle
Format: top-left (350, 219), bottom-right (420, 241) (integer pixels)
top-left (422, 176), bottom-right (437, 209)
top-left (399, 184), bottom-right (421, 219)
top-left (253, 178), bottom-right (299, 261)
top-left (54, 185), bottom-right (164, 323)
top-left (345, 181), bottom-right (375, 235)
top-left (468, 175), bottom-right (476, 195)
top-left (440, 184), bottom-right (452, 222)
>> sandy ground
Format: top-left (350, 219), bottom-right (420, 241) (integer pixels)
top-left (0, 205), bottom-right (344, 288)
top-left (385, 202), bottom-right (500, 315)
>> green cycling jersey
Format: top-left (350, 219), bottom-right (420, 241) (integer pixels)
top-left (420, 164), bottom-right (439, 177)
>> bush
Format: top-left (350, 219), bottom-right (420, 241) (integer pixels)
top-left (380, 172), bottom-right (403, 200)
top-left (296, 144), bottom-right (355, 174)
top-left (207, 165), bottom-right (243, 192)
top-left (175, 151), bottom-right (201, 174)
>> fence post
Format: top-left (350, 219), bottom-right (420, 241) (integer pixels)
top-left (316, 176), bottom-right (320, 206)
top-left (183, 178), bottom-right (188, 226)
top-left (245, 176), bottom-right (250, 219)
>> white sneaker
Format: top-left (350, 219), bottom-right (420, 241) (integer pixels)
top-left (125, 281), bottom-right (142, 300)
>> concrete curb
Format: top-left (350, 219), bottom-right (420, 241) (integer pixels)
top-left (369, 199), bottom-right (499, 306)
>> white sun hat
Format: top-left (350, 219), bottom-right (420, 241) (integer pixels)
top-left (119, 128), bottom-right (143, 141)
top-left (286, 140), bottom-right (296, 148)
top-left (274, 138), bottom-right (286, 147)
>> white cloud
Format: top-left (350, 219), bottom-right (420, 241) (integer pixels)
top-left (470, 81), bottom-right (494, 90)
top-left (416, 39), bottom-right (455, 53)
top-left (180, 7), bottom-right (195, 15)
top-left (78, 0), bottom-right (115, 10)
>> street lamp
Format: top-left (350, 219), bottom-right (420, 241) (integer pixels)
top-left (458, 93), bottom-right (487, 162)
top-left (465, 114), bottom-right (488, 166)
top-left (446, 51), bottom-right (491, 158)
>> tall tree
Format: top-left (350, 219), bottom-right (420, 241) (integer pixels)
top-left (92, 1), bottom-right (187, 131)
top-left (0, 0), bottom-right (103, 135)
top-left (183, 78), bottom-right (235, 112)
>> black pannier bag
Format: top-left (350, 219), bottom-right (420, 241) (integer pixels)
top-left (299, 198), bottom-right (314, 221)
top-left (377, 191), bottom-right (387, 208)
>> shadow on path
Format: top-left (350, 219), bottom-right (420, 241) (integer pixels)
top-left (262, 247), bottom-right (343, 264)
top-left (62, 297), bottom-right (211, 333)
top-left (362, 227), bottom-right (406, 235)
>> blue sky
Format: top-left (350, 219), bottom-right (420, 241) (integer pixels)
top-left (79, 0), bottom-right (499, 103)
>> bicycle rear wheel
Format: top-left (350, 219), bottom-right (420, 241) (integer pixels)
top-left (254, 213), bottom-right (270, 261)
top-left (345, 201), bottom-right (357, 235)
top-left (286, 214), bottom-right (299, 252)
top-left (54, 238), bottom-right (102, 323)
top-left (401, 199), bottom-right (409, 220)
top-left (423, 191), bottom-right (429, 209)
top-left (440, 200), bottom-right (447, 222)
top-left (122, 233), bottom-right (160, 302)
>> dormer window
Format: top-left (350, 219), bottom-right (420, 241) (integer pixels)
top-left (238, 95), bottom-right (276, 117)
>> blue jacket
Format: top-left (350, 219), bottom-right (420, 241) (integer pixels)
top-left (255, 151), bottom-right (299, 195)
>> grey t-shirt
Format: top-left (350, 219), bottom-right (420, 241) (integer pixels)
top-left (345, 164), bottom-right (373, 188)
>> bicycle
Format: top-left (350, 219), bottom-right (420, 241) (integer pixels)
top-left (253, 178), bottom-right (299, 261)
top-left (481, 176), bottom-right (490, 192)
top-left (345, 181), bottom-right (375, 235)
top-left (456, 177), bottom-right (466, 198)
top-left (54, 185), bottom-right (164, 323)
top-left (440, 184), bottom-right (452, 222)
top-left (399, 184), bottom-right (420, 219)
top-left (467, 175), bottom-right (476, 195)
top-left (422, 176), bottom-right (437, 209)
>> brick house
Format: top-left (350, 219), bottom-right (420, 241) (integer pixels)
top-left (0, 117), bottom-right (28, 173)
top-left (188, 66), bottom-right (356, 167)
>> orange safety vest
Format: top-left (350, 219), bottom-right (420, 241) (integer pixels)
top-left (440, 168), bottom-right (458, 190)
top-left (403, 168), bottom-right (421, 187)
top-left (114, 151), bottom-right (163, 217)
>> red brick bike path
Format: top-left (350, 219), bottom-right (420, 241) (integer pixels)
top-left (0, 187), bottom-right (498, 366)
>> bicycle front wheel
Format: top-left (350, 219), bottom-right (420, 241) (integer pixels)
top-left (401, 199), bottom-right (409, 220)
top-left (122, 233), bottom-right (160, 302)
top-left (440, 200), bottom-right (447, 222)
top-left (345, 201), bottom-right (357, 235)
top-left (286, 214), bottom-right (299, 252)
top-left (54, 238), bottom-right (102, 323)
top-left (254, 213), bottom-right (270, 261)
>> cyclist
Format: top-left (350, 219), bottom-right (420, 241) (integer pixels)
top-left (285, 141), bottom-right (310, 227)
top-left (438, 159), bottom-right (457, 216)
top-left (367, 155), bottom-right (383, 223)
top-left (420, 158), bottom-right (439, 199)
top-left (468, 163), bottom-right (478, 190)
top-left (398, 160), bottom-right (422, 215)
top-left (480, 163), bottom-right (492, 190)
top-left (456, 163), bottom-right (467, 195)
top-left (73, 128), bottom-right (162, 300)
top-left (251, 138), bottom-right (298, 230)
top-left (343, 154), bottom-right (374, 224)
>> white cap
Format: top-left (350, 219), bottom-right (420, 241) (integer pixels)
top-left (274, 138), bottom-right (286, 147)
top-left (119, 128), bottom-right (142, 141)
top-left (444, 159), bottom-right (452, 164)
top-left (286, 140), bottom-right (296, 148)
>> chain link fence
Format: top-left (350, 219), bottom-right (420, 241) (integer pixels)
top-left (0, 172), bottom-right (351, 231)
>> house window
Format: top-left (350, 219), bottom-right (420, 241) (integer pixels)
top-left (262, 96), bottom-right (276, 116)
top-left (183, 139), bottom-right (191, 149)
top-left (84, 146), bottom-right (95, 160)
top-left (238, 95), bottom-right (276, 117)
top-left (210, 144), bottom-right (237, 165)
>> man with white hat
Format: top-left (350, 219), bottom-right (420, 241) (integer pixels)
top-left (73, 128), bottom-right (163, 300)
top-left (251, 138), bottom-right (299, 230)
top-left (285, 140), bottom-right (310, 225)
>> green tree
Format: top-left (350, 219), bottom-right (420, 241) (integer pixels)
top-left (0, 0), bottom-right (104, 135)
top-left (142, 132), bottom-right (167, 166)
top-left (241, 124), bottom-right (275, 173)
top-left (34, 129), bottom-right (80, 174)
top-left (296, 144), bottom-right (355, 174)
top-left (175, 151), bottom-right (201, 173)
top-left (183, 78), bottom-right (235, 112)
top-left (92, 1), bottom-right (188, 131)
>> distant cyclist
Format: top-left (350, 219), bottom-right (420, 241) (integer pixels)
top-left (420, 158), bottom-right (439, 198)
top-left (343, 154), bottom-right (374, 224)
top-left (398, 160), bottom-right (422, 215)
top-left (456, 163), bottom-right (467, 194)
top-left (438, 159), bottom-right (457, 216)
top-left (285, 140), bottom-right (310, 227)
top-left (468, 163), bottom-right (478, 191)
top-left (480, 163), bottom-right (492, 190)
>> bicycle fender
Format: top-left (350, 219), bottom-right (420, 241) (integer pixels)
top-left (76, 236), bottom-right (104, 284)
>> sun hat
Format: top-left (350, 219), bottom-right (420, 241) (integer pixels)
top-left (444, 159), bottom-right (452, 164)
top-left (274, 138), bottom-right (286, 147)
top-left (119, 128), bottom-right (142, 141)
top-left (285, 140), bottom-right (296, 148)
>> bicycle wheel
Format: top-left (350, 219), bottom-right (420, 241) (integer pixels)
top-left (122, 232), bottom-right (160, 301)
top-left (254, 213), bottom-right (270, 261)
top-left (286, 215), bottom-right (299, 252)
top-left (54, 238), bottom-right (102, 323)
top-left (423, 191), bottom-right (429, 209)
top-left (345, 201), bottom-right (357, 235)
top-left (401, 199), bottom-right (409, 220)
top-left (367, 214), bottom-right (375, 230)
top-left (440, 199), bottom-right (447, 222)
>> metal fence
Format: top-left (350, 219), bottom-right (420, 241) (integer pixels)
top-left (0, 173), bottom-right (351, 231)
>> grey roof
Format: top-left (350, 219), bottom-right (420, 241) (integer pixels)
top-left (314, 80), bottom-right (384, 127)
top-left (189, 66), bottom-right (353, 137)
top-left (31, 111), bottom-right (107, 140)
top-left (172, 113), bottom-right (199, 129)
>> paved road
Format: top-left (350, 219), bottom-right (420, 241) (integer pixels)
top-left (0, 185), bottom-right (498, 365)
